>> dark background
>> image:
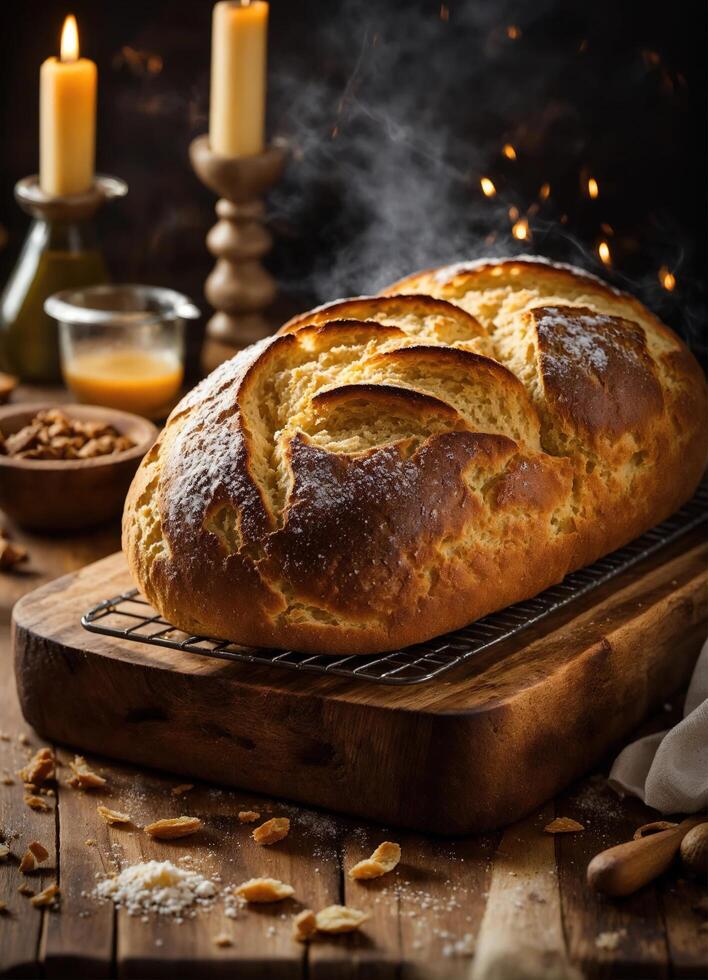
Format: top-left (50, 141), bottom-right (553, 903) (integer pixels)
top-left (1, 0), bottom-right (705, 362)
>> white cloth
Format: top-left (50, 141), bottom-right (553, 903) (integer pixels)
top-left (608, 637), bottom-right (708, 813)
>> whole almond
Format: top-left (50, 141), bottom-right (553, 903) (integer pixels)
top-left (680, 822), bottom-right (708, 875)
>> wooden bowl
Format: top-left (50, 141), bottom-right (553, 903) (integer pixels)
top-left (0, 404), bottom-right (157, 531)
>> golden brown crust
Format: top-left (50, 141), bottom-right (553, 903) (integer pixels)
top-left (123, 260), bottom-right (707, 655)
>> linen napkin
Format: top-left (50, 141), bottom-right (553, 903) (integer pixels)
top-left (608, 637), bottom-right (708, 813)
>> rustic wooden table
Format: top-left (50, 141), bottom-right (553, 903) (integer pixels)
top-left (0, 394), bottom-right (706, 979)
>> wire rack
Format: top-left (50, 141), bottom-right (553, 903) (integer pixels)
top-left (82, 484), bottom-right (707, 686)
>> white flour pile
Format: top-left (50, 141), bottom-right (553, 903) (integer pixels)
top-left (95, 860), bottom-right (218, 918)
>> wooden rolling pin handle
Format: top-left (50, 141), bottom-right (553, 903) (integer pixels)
top-left (587, 818), bottom-right (705, 897)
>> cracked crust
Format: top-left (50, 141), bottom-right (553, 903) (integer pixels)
top-left (122, 258), bottom-right (707, 654)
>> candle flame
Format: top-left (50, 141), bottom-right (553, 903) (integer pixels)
top-left (539, 182), bottom-right (551, 200)
top-left (658, 266), bottom-right (676, 291)
top-left (512, 218), bottom-right (529, 241)
top-left (502, 143), bottom-right (517, 160)
top-left (506, 25), bottom-right (521, 40)
top-left (480, 177), bottom-right (496, 197)
top-left (598, 240), bottom-right (611, 266)
top-left (587, 177), bottom-right (599, 199)
top-left (61, 14), bottom-right (79, 62)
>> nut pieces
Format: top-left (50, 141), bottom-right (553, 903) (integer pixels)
top-left (0, 408), bottom-right (135, 461)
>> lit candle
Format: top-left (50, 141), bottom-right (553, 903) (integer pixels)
top-left (209, 1), bottom-right (268, 158)
top-left (40, 15), bottom-right (97, 196)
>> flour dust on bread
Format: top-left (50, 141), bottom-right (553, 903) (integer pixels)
top-left (123, 258), bottom-right (708, 654)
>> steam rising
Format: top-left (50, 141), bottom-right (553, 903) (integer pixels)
top-left (268, 0), bottom-right (568, 299)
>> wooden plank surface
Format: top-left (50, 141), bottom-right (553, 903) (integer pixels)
top-left (1, 513), bottom-right (707, 977)
top-left (13, 535), bottom-right (708, 836)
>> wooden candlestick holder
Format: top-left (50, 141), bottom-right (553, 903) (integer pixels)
top-left (189, 136), bottom-right (286, 348)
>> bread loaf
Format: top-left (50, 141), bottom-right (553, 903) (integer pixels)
top-left (123, 257), bottom-right (707, 654)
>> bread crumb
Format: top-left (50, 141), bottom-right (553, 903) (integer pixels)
top-left (235, 877), bottom-right (295, 903)
top-left (292, 908), bottom-right (317, 941)
top-left (595, 929), bottom-right (626, 950)
top-left (17, 747), bottom-right (54, 786)
top-left (315, 905), bottom-right (370, 933)
top-left (544, 817), bottom-right (584, 834)
top-left (0, 843), bottom-right (10, 860)
top-left (213, 932), bottom-right (233, 947)
top-left (238, 810), bottom-right (260, 823)
top-left (18, 884), bottom-right (35, 896)
top-left (30, 883), bottom-right (60, 908)
top-left (144, 816), bottom-right (202, 840)
top-left (252, 817), bottom-right (289, 845)
top-left (97, 805), bottom-right (131, 826)
top-left (67, 756), bottom-right (107, 790)
top-left (24, 793), bottom-right (50, 812)
top-left (171, 784), bottom-right (194, 796)
top-left (349, 841), bottom-right (401, 880)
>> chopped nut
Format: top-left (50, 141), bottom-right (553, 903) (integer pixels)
top-left (17, 747), bottom-right (54, 786)
top-left (238, 810), bottom-right (260, 823)
top-left (30, 883), bottom-right (60, 908)
top-left (213, 932), bottom-right (233, 947)
top-left (544, 817), bottom-right (584, 834)
top-left (315, 905), bottom-right (370, 934)
top-left (18, 733), bottom-right (30, 746)
top-left (252, 816), bottom-right (290, 845)
top-left (0, 901), bottom-right (8, 914)
top-left (67, 755), bottom-right (107, 790)
top-left (235, 877), bottom-right (295, 903)
top-left (24, 793), bottom-right (50, 812)
top-left (19, 851), bottom-right (36, 874)
top-left (144, 816), bottom-right (202, 839)
top-left (171, 784), bottom-right (194, 796)
top-left (28, 841), bottom-right (49, 863)
top-left (349, 841), bottom-right (401, 880)
top-left (0, 409), bottom-right (135, 462)
top-left (2, 776), bottom-right (15, 786)
top-left (96, 805), bottom-right (131, 826)
top-left (18, 884), bottom-right (35, 897)
top-left (292, 908), bottom-right (317, 941)
top-left (0, 843), bottom-right (10, 860)
top-left (84, 839), bottom-right (96, 847)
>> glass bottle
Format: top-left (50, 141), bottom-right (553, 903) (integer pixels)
top-left (0, 175), bottom-right (127, 383)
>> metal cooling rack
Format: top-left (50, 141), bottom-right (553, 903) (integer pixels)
top-left (82, 483), bottom-right (707, 686)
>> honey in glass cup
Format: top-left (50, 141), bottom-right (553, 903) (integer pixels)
top-left (45, 285), bottom-right (199, 419)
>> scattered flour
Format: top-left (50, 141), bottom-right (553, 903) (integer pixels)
top-left (95, 860), bottom-right (218, 918)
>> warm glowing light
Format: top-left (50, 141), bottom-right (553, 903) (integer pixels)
top-left (506, 25), bottom-right (521, 40)
top-left (508, 206), bottom-right (519, 221)
top-left (658, 265), bottom-right (676, 291)
top-left (598, 240), bottom-right (611, 265)
top-left (60, 14), bottom-right (79, 62)
top-left (539, 182), bottom-right (551, 200)
top-left (502, 143), bottom-right (517, 161)
top-left (512, 218), bottom-right (529, 241)
top-left (587, 177), bottom-right (599, 199)
top-left (480, 177), bottom-right (496, 197)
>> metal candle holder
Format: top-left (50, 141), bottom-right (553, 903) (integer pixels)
top-left (189, 135), bottom-right (286, 348)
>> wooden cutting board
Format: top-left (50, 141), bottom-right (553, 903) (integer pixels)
top-left (13, 531), bottom-right (707, 835)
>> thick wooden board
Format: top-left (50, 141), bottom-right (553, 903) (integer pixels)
top-left (12, 533), bottom-right (708, 836)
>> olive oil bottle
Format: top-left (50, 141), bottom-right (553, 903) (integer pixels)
top-left (0, 176), bottom-right (125, 384)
